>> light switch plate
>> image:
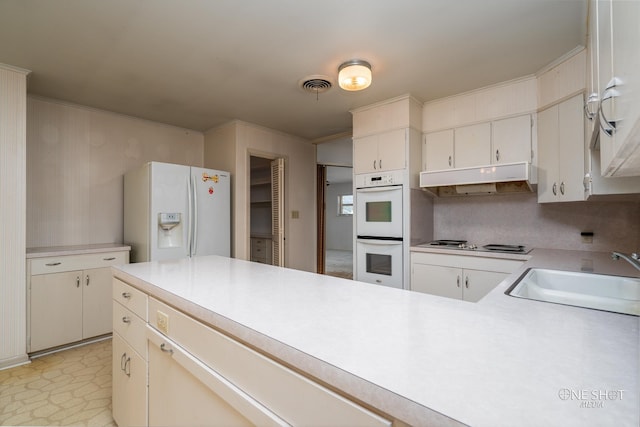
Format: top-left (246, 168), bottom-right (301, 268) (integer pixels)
top-left (157, 310), bottom-right (169, 334)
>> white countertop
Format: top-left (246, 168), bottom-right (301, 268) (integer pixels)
top-left (113, 249), bottom-right (640, 427)
top-left (27, 243), bottom-right (131, 258)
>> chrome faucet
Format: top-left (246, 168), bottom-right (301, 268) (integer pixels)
top-left (611, 251), bottom-right (640, 271)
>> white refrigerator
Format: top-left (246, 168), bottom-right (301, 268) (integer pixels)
top-left (124, 162), bottom-right (230, 262)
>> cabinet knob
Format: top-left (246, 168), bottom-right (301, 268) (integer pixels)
top-left (103, 257), bottom-right (116, 261)
top-left (448, 155), bottom-right (452, 167)
top-left (495, 149), bottom-right (500, 162)
top-left (121, 292), bottom-right (132, 299)
top-left (599, 77), bottom-right (621, 136)
top-left (76, 276), bottom-right (80, 288)
top-left (45, 262), bottom-right (61, 267)
top-left (373, 160), bottom-right (376, 170)
top-left (122, 316), bottom-right (131, 324)
top-left (465, 276), bottom-right (469, 288)
top-left (560, 182), bottom-right (565, 195)
top-left (379, 159), bottom-right (382, 169)
top-left (552, 182), bottom-right (557, 196)
top-left (456, 276), bottom-right (460, 288)
top-left (120, 352), bottom-right (127, 371)
top-left (160, 343), bottom-right (174, 355)
top-left (85, 275), bottom-right (90, 286)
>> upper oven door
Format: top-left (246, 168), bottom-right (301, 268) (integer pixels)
top-left (356, 185), bottom-right (403, 238)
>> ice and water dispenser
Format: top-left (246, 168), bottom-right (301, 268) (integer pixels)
top-left (158, 213), bottom-right (183, 248)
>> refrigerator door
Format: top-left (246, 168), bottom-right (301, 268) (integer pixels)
top-left (150, 162), bottom-right (191, 261)
top-left (190, 167), bottom-right (231, 257)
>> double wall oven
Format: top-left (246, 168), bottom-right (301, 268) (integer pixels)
top-left (355, 171), bottom-right (405, 289)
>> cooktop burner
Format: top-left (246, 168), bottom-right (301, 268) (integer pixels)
top-left (426, 240), bottom-right (530, 254)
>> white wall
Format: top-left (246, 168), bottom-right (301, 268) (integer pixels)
top-left (26, 96), bottom-right (204, 248)
top-left (204, 121), bottom-right (316, 272)
top-left (316, 137), bottom-right (352, 166)
top-left (430, 193), bottom-right (640, 252)
top-left (0, 64), bottom-right (29, 369)
top-left (325, 182), bottom-right (353, 251)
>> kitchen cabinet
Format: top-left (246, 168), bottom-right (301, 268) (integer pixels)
top-left (537, 94), bottom-right (585, 203)
top-left (596, 0), bottom-right (640, 176)
top-left (112, 278), bottom-right (148, 427)
top-left (146, 297), bottom-right (391, 426)
top-left (410, 252), bottom-right (524, 302)
top-left (27, 247), bottom-right (129, 353)
top-left (422, 114), bottom-right (532, 171)
top-left (250, 237), bottom-right (272, 264)
top-left (353, 128), bottom-right (406, 174)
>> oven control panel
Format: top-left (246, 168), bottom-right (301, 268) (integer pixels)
top-left (355, 170), bottom-right (405, 188)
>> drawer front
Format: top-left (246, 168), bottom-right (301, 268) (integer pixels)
top-left (31, 251), bottom-right (128, 275)
top-left (113, 301), bottom-right (147, 357)
top-left (113, 278), bottom-right (148, 321)
top-left (149, 298), bottom-right (390, 427)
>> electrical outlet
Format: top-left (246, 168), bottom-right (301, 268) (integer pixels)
top-left (157, 311), bottom-right (169, 334)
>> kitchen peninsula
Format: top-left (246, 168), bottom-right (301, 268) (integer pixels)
top-left (112, 252), bottom-right (639, 426)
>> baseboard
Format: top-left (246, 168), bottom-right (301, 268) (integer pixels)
top-left (0, 354), bottom-right (30, 371)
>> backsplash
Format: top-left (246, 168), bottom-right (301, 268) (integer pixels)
top-left (432, 192), bottom-right (640, 252)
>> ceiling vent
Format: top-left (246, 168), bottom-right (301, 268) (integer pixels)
top-left (299, 75), bottom-right (333, 94)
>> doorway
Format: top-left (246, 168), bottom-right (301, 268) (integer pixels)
top-left (318, 165), bottom-right (353, 278)
top-left (249, 155), bottom-right (284, 266)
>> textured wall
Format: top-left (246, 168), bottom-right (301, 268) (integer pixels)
top-left (0, 65), bottom-right (29, 369)
top-left (26, 97), bottom-right (204, 248)
top-left (431, 192), bottom-right (640, 252)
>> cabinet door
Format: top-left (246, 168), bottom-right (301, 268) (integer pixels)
top-left (491, 115), bottom-right (532, 164)
top-left (147, 329), bottom-right (284, 427)
top-left (557, 94), bottom-right (586, 201)
top-left (112, 332), bottom-right (147, 427)
top-left (454, 123), bottom-right (491, 168)
top-left (462, 270), bottom-right (508, 303)
top-left (537, 104), bottom-right (560, 203)
top-left (30, 271), bottom-right (83, 352)
top-left (353, 134), bottom-right (378, 174)
top-left (377, 128), bottom-right (406, 171)
top-left (411, 264), bottom-right (462, 300)
top-left (82, 267), bottom-right (113, 338)
top-left (423, 129), bottom-right (454, 171)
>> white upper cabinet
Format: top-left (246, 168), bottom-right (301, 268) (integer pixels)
top-left (454, 123), bottom-right (491, 168)
top-left (492, 115), bottom-right (533, 165)
top-left (353, 129), bottom-right (406, 174)
top-left (596, 0), bottom-right (640, 177)
top-left (423, 129), bottom-right (454, 171)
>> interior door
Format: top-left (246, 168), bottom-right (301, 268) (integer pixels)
top-left (271, 158), bottom-right (285, 266)
top-left (191, 167), bottom-right (231, 257)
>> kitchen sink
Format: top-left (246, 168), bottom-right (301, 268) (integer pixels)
top-left (506, 268), bottom-right (640, 316)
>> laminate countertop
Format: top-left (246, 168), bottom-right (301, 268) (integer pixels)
top-left (112, 249), bottom-right (639, 427)
top-left (27, 243), bottom-right (131, 258)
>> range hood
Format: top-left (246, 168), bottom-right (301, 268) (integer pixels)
top-left (419, 161), bottom-right (533, 196)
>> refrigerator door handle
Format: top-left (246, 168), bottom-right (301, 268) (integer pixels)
top-left (187, 176), bottom-right (193, 257)
top-left (192, 175), bottom-right (198, 256)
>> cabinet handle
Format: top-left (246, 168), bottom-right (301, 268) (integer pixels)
top-left (160, 343), bottom-right (174, 355)
top-left (120, 352), bottom-right (127, 371)
top-left (456, 276), bottom-right (460, 288)
top-left (599, 77), bottom-right (621, 136)
top-left (124, 357), bottom-right (131, 377)
top-left (373, 160), bottom-right (376, 170)
top-left (122, 316), bottom-right (131, 324)
top-left (448, 155), bottom-right (452, 167)
top-left (103, 257), bottom-right (116, 261)
top-left (465, 276), bottom-right (469, 289)
top-left (76, 276), bottom-right (80, 288)
top-left (495, 149), bottom-right (500, 162)
top-left (552, 182), bottom-right (557, 196)
top-left (379, 159), bottom-right (382, 169)
top-left (560, 182), bottom-right (565, 195)
top-left (85, 275), bottom-right (90, 286)
top-left (45, 262), bottom-right (61, 267)
top-left (584, 93), bottom-right (599, 121)
top-left (121, 292), bottom-right (131, 299)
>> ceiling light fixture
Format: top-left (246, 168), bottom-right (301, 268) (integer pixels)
top-left (338, 59), bottom-right (372, 91)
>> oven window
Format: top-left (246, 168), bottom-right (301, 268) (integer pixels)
top-left (366, 201), bottom-right (392, 222)
top-left (366, 253), bottom-right (392, 276)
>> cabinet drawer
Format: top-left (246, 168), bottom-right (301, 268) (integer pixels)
top-left (31, 251), bottom-right (128, 275)
top-left (113, 278), bottom-right (148, 321)
top-left (113, 301), bottom-right (147, 357)
top-left (148, 298), bottom-right (390, 427)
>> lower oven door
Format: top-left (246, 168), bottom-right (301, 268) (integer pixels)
top-left (356, 239), bottom-right (403, 289)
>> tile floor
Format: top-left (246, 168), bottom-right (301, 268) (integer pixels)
top-left (0, 339), bottom-right (115, 426)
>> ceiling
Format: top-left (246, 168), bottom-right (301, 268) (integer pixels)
top-left (0, 0), bottom-right (587, 141)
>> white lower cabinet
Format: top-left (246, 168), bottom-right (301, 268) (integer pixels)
top-left (410, 252), bottom-right (524, 302)
top-left (145, 297), bottom-right (391, 427)
top-left (112, 279), bottom-right (148, 427)
top-left (27, 249), bottom-right (129, 352)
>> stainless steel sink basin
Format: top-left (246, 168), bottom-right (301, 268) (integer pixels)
top-left (506, 268), bottom-right (640, 316)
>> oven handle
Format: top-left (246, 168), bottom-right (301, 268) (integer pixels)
top-left (356, 186), bottom-right (402, 193)
top-left (357, 239), bottom-right (403, 245)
